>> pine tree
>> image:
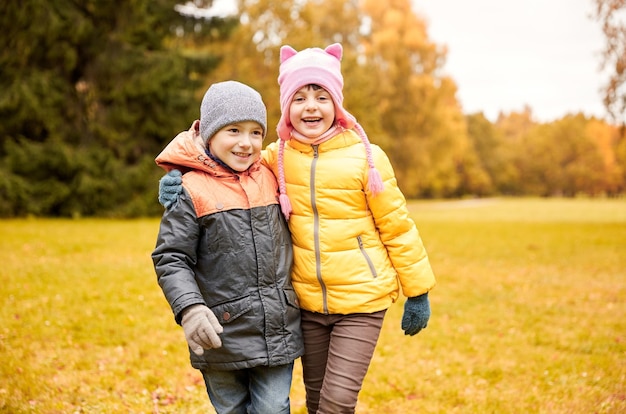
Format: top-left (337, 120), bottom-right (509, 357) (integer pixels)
top-left (0, 0), bottom-right (233, 216)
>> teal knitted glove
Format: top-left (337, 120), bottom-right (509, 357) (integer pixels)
top-left (401, 293), bottom-right (430, 336)
top-left (158, 169), bottom-right (183, 208)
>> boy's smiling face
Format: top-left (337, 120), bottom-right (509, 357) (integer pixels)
top-left (208, 121), bottom-right (263, 172)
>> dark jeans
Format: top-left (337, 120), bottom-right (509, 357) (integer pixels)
top-left (300, 309), bottom-right (386, 414)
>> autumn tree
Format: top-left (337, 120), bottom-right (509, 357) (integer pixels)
top-left (360, 0), bottom-right (488, 197)
top-left (586, 117), bottom-right (625, 194)
top-left (515, 115), bottom-right (611, 196)
top-left (593, 0), bottom-right (626, 128)
top-left (466, 113), bottom-right (518, 195)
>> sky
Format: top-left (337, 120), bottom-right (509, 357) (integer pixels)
top-left (181, 0), bottom-right (610, 123)
top-left (413, 0), bottom-right (609, 122)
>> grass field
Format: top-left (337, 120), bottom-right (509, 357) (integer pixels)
top-left (1, 198), bottom-right (624, 413)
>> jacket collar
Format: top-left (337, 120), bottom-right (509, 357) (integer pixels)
top-left (287, 129), bottom-right (360, 153)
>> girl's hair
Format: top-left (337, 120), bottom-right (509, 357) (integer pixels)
top-left (303, 84), bottom-right (324, 91)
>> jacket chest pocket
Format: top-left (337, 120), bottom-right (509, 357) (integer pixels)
top-left (200, 212), bottom-right (250, 254)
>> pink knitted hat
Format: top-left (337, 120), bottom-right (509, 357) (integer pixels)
top-left (277, 43), bottom-right (355, 140)
top-left (276, 43), bottom-right (384, 220)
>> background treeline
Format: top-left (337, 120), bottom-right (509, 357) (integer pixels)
top-left (1, 0), bottom-right (624, 218)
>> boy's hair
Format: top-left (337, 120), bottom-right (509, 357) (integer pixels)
top-left (199, 81), bottom-right (267, 144)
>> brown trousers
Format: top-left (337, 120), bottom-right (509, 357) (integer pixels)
top-left (300, 309), bottom-right (387, 414)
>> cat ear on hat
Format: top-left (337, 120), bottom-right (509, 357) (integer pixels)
top-left (280, 45), bottom-right (298, 63)
top-left (325, 43), bottom-right (343, 60)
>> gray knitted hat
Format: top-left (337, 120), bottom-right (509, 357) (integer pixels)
top-left (199, 81), bottom-right (267, 143)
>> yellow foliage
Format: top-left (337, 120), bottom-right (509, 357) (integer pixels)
top-left (404, 25), bottom-right (425, 49)
top-left (587, 118), bottom-right (619, 168)
top-left (382, 8), bottom-right (404, 29)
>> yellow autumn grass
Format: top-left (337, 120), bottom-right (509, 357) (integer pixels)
top-left (1, 197), bottom-right (624, 413)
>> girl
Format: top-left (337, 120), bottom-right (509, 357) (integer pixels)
top-left (265, 43), bottom-right (436, 414)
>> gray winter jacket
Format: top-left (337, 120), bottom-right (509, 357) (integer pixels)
top-left (152, 130), bottom-right (303, 371)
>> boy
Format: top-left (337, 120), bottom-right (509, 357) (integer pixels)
top-left (152, 81), bottom-right (303, 414)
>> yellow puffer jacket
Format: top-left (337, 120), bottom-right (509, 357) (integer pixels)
top-left (263, 129), bottom-right (435, 315)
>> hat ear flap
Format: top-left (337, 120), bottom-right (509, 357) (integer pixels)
top-left (280, 45), bottom-right (298, 63)
top-left (325, 43), bottom-right (343, 61)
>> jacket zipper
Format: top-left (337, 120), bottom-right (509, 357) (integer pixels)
top-left (357, 235), bottom-right (378, 278)
top-left (311, 145), bottom-right (328, 314)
